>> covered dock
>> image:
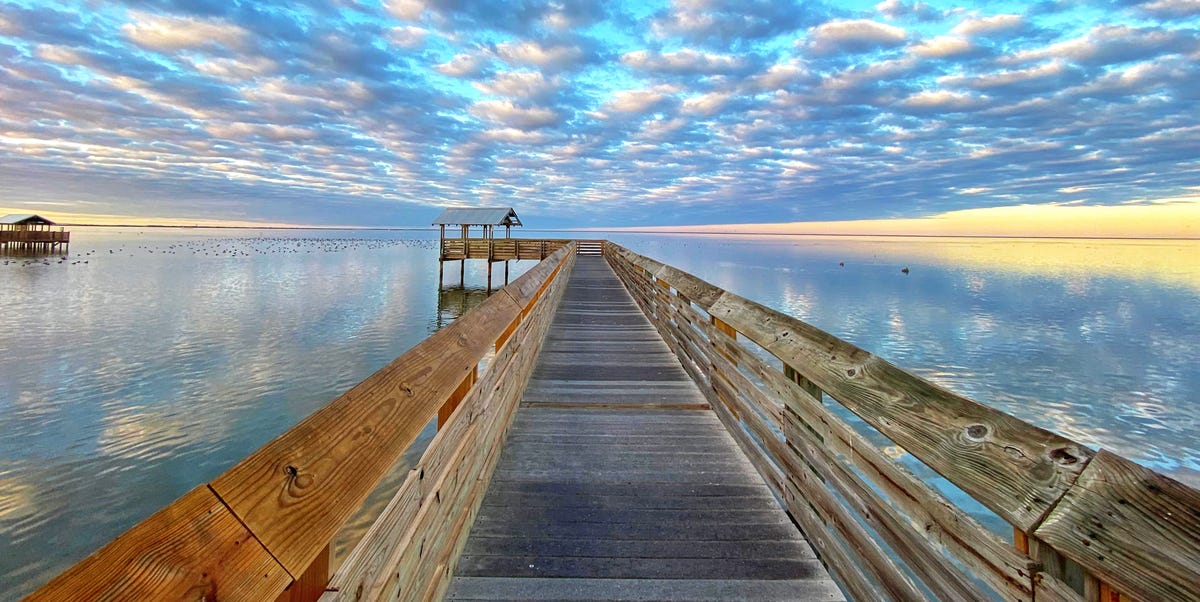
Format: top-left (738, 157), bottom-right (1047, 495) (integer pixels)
top-left (0, 214), bottom-right (69, 255)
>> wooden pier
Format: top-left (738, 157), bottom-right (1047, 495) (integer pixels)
top-left (446, 256), bottom-right (842, 600)
top-left (0, 214), bottom-right (69, 255)
top-left (28, 241), bottom-right (1200, 602)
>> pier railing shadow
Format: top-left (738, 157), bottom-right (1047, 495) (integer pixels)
top-left (605, 242), bottom-right (1199, 602)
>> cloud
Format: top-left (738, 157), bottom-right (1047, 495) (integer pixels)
top-left (385, 0), bottom-right (425, 21)
top-left (469, 100), bottom-right (561, 129)
top-left (807, 19), bottom-right (908, 55)
top-left (753, 60), bottom-right (814, 90)
top-left (910, 36), bottom-right (974, 58)
top-left (473, 70), bottom-right (560, 101)
top-left (652, 0), bottom-right (826, 48)
top-left (1131, 0), bottom-right (1200, 19)
top-left (681, 91), bottom-right (736, 117)
top-left (876, 0), bottom-right (944, 22)
top-left (621, 49), bottom-right (750, 75)
top-left (388, 25), bottom-right (428, 48)
top-left (122, 11), bottom-right (249, 52)
top-left (193, 56), bottom-right (277, 80)
top-left (1, 0), bottom-right (1199, 229)
top-left (898, 89), bottom-right (987, 112)
top-left (495, 40), bottom-right (590, 72)
top-left (951, 14), bottom-right (1025, 37)
top-left (1007, 25), bottom-right (1200, 67)
top-left (0, 13), bottom-right (17, 35)
top-left (436, 52), bottom-right (489, 77)
top-left (600, 88), bottom-right (670, 115)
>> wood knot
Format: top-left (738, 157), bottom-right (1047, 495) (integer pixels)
top-left (965, 424), bottom-right (989, 441)
top-left (284, 465), bottom-right (298, 478)
top-left (457, 333), bottom-right (468, 346)
top-left (399, 382), bottom-right (415, 397)
top-left (1049, 447), bottom-right (1079, 465)
top-left (846, 368), bottom-right (856, 377)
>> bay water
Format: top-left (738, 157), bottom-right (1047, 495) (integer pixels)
top-left (1, 228), bottom-right (1196, 595)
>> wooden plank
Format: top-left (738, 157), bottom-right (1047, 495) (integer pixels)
top-left (446, 577), bottom-right (845, 601)
top-left (29, 486), bottom-right (291, 601)
top-left (1035, 572), bottom-right (1086, 602)
top-left (1033, 450), bottom-right (1200, 602)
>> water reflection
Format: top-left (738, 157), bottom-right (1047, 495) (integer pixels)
top-left (1, 230), bottom-right (1197, 595)
top-left (437, 286), bottom-right (493, 329)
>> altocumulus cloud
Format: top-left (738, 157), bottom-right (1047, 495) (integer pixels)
top-left (0, 0), bottom-right (1198, 227)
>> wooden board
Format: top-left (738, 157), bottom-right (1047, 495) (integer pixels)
top-left (1034, 450), bottom-right (1200, 602)
top-left (28, 486), bottom-right (291, 601)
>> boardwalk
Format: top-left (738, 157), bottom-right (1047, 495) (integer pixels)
top-left (446, 257), bottom-right (843, 601)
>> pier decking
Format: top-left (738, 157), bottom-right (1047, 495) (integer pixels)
top-left (29, 241), bottom-right (1200, 602)
top-left (447, 257), bottom-right (842, 600)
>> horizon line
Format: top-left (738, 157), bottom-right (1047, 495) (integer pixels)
top-left (58, 223), bottom-right (1200, 241)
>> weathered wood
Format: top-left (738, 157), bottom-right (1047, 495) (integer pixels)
top-left (608, 244), bottom-right (1037, 601)
top-left (439, 368), bottom-right (477, 428)
top-left (705, 290), bottom-right (1094, 532)
top-left (278, 544), bottom-right (330, 602)
top-left (1035, 572), bottom-right (1087, 602)
top-left (28, 486), bottom-right (292, 601)
top-left (1034, 450), bottom-right (1200, 602)
top-left (448, 256), bottom-right (842, 601)
top-left (321, 248), bottom-right (574, 602)
top-left (611, 243), bottom-right (1096, 533)
top-left (637, 276), bottom-right (934, 601)
top-left (210, 290), bottom-right (525, 577)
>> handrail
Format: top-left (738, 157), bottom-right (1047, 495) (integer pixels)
top-left (605, 242), bottom-right (1199, 602)
top-left (321, 243), bottom-right (574, 600)
top-left (27, 244), bottom-right (577, 601)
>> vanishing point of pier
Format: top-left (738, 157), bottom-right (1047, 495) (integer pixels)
top-left (28, 240), bottom-right (1200, 602)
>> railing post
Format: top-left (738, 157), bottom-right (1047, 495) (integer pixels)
top-left (784, 364), bottom-right (823, 403)
top-left (438, 366), bottom-right (477, 428)
top-left (276, 543), bottom-right (329, 602)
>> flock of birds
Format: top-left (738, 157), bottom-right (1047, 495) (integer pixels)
top-left (1, 236), bottom-right (437, 267)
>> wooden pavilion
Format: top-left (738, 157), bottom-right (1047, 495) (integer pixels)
top-left (0, 214), bottom-right (70, 255)
top-left (433, 207), bottom-right (524, 289)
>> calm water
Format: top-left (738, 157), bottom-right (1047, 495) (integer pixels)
top-left (2, 229), bottom-right (1197, 595)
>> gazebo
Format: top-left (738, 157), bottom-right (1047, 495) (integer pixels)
top-left (432, 207), bottom-right (522, 242)
top-left (432, 207), bottom-right (524, 288)
top-left (0, 214), bottom-right (70, 254)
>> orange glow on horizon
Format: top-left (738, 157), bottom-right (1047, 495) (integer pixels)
top-left (632, 198), bottom-right (1200, 239)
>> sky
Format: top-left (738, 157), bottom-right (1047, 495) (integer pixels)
top-left (0, 0), bottom-right (1198, 232)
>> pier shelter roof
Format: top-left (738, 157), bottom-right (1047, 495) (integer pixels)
top-left (0, 214), bottom-right (56, 226)
top-left (432, 207), bottom-right (522, 228)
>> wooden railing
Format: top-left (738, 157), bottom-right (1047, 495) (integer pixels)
top-left (440, 238), bottom-right (573, 261)
top-left (0, 230), bottom-right (70, 243)
top-left (28, 244), bottom-right (576, 602)
top-left (605, 242), bottom-right (1200, 602)
top-left (439, 238), bottom-right (604, 261)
